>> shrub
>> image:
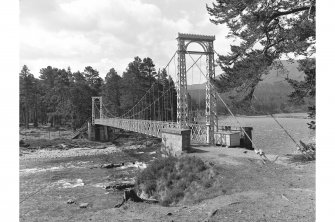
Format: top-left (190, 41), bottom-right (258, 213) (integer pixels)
top-left (135, 156), bottom-right (216, 206)
top-left (298, 140), bottom-right (316, 160)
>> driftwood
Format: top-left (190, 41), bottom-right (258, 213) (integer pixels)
top-left (105, 183), bottom-right (134, 191)
top-left (114, 189), bottom-right (158, 208)
top-left (100, 163), bottom-right (124, 169)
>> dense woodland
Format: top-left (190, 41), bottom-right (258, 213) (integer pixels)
top-left (19, 57), bottom-right (177, 129)
top-left (20, 56), bottom-right (314, 130)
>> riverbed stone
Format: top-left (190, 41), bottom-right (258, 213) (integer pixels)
top-left (79, 203), bottom-right (89, 208)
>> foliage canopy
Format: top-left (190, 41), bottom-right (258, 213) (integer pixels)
top-left (207, 0), bottom-right (315, 105)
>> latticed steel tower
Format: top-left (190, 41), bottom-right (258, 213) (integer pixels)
top-left (176, 33), bottom-right (218, 143)
top-left (92, 97), bottom-right (102, 125)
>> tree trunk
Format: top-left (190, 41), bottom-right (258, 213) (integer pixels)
top-left (33, 105), bottom-right (38, 127)
top-left (25, 106), bottom-right (29, 129)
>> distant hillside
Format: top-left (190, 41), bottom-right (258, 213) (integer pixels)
top-left (186, 60), bottom-right (314, 114)
top-left (260, 60), bottom-right (305, 84)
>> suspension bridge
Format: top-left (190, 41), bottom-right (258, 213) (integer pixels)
top-left (88, 33), bottom-right (253, 153)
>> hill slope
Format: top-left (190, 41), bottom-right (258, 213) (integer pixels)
top-left (187, 60), bottom-right (314, 114)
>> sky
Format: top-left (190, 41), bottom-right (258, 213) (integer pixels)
top-left (19, 0), bottom-right (235, 83)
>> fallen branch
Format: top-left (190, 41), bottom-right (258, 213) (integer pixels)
top-left (114, 189), bottom-right (158, 208)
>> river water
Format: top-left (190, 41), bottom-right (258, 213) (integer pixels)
top-left (217, 113), bottom-right (315, 155)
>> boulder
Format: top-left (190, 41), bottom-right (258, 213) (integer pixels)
top-left (67, 199), bottom-right (75, 204)
top-left (79, 203), bottom-right (89, 208)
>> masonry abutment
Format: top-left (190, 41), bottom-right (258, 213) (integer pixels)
top-left (88, 122), bottom-right (110, 142)
top-left (88, 121), bottom-right (96, 141)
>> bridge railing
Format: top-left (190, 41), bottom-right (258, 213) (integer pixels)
top-left (95, 118), bottom-right (180, 138)
top-left (188, 123), bottom-right (207, 144)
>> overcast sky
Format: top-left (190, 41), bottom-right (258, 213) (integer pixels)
top-left (20, 0), bottom-right (235, 82)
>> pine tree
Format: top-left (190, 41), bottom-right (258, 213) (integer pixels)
top-left (19, 65), bottom-right (35, 128)
top-left (103, 68), bottom-right (122, 116)
top-left (207, 0), bottom-right (315, 111)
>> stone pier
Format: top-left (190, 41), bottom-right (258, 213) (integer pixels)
top-left (88, 122), bottom-right (109, 141)
top-left (161, 128), bottom-right (191, 157)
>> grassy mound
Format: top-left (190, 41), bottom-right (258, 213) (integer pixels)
top-left (135, 156), bottom-right (220, 206)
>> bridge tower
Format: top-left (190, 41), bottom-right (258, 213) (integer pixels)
top-left (176, 33), bottom-right (218, 144)
top-left (91, 96), bottom-right (102, 125)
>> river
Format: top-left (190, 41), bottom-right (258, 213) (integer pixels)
top-left (217, 113), bottom-right (315, 155)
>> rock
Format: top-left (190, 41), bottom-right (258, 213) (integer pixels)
top-left (139, 191), bottom-right (150, 200)
top-left (167, 212), bottom-right (172, 216)
top-left (20, 140), bottom-right (30, 148)
top-left (79, 203), bottom-right (89, 208)
top-left (67, 199), bottom-right (75, 204)
top-left (60, 144), bottom-right (67, 149)
top-left (208, 162), bottom-right (215, 167)
top-left (203, 209), bottom-right (219, 222)
top-left (243, 151), bottom-right (247, 154)
top-left (146, 141), bottom-right (154, 147)
top-left (208, 209), bottom-right (218, 217)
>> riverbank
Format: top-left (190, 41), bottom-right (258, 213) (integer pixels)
top-left (236, 112), bottom-right (310, 119)
top-left (20, 131), bottom-right (315, 221)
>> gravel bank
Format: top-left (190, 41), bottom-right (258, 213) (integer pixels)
top-left (20, 145), bottom-right (130, 160)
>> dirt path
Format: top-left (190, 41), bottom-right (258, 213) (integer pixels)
top-left (20, 144), bottom-right (315, 222)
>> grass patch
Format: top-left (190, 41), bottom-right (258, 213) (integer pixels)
top-left (135, 156), bottom-right (221, 206)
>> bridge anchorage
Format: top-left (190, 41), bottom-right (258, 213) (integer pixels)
top-left (88, 33), bottom-right (253, 155)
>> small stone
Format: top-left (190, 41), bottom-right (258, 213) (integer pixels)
top-left (167, 212), bottom-right (172, 216)
top-left (79, 203), bottom-right (89, 208)
top-left (208, 209), bottom-right (218, 217)
top-left (60, 144), bottom-right (67, 149)
top-left (67, 199), bottom-right (75, 204)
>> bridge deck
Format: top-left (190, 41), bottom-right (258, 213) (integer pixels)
top-left (94, 118), bottom-right (207, 143)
